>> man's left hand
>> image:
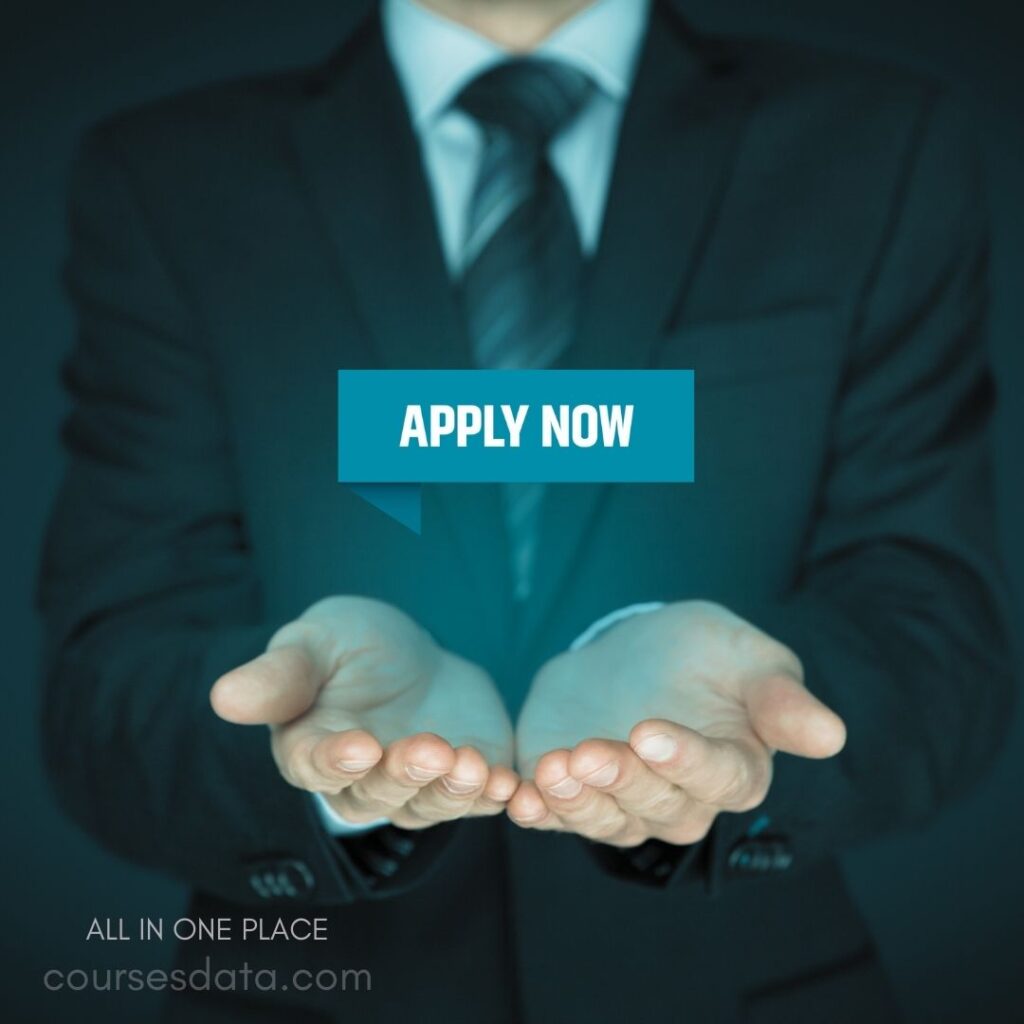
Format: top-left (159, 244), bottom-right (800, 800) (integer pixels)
top-left (509, 602), bottom-right (847, 847)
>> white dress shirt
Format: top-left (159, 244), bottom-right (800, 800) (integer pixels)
top-left (317, 0), bottom-right (651, 836)
top-left (385, 0), bottom-right (649, 272)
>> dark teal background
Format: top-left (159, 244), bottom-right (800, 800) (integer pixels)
top-left (2, 2), bottom-right (1021, 1021)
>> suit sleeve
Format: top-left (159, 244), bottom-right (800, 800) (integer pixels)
top-left (607, 90), bottom-right (1014, 892)
top-left (707, 89), bottom-right (1015, 886)
top-left (38, 125), bottom-right (447, 906)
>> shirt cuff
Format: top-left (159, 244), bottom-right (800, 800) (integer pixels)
top-left (312, 792), bottom-right (389, 837)
top-left (570, 602), bottom-right (666, 650)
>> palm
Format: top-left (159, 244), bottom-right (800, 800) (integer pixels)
top-left (517, 602), bottom-right (799, 772)
top-left (282, 600), bottom-right (514, 765)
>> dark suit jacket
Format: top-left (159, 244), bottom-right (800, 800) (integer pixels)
top-left (39, 2), bottom-right (1012, 1022)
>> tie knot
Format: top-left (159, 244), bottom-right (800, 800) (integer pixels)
top-left (456, 58), bottom-right (594, 146)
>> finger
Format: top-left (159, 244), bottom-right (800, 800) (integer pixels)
top-left (333, 733), bottom-right (455, 820)
top-left (745, 675), bottom-right (847, 758)
top-left (507, 780), bottom-right (564, 831)
top-left (211, 645), bottom-right (321, 725)
top-left (271, 722), bottom-right (331, 791)
top-left (403, 746), bottom-right (489, 823)
top-left (308, 729), bottom-right (383, 788)
top-left (470, 765), bottom-right (521, 817)
top-left (534, 749), bottom-right (638, 845)
top-left (648, 804), bottom-right (719, 847)
top-left (630, 719), bottom-right (772, 812)
top-left (274, 725), bottom-right (382, 793)
top-left (567, 739), bottom-right (692, 823)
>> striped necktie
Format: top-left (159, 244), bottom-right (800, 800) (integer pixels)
top-left (456, 58), bottom-right (594, 601)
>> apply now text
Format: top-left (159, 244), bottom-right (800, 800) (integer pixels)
top-left (399, 403), bottom-right (635, 449)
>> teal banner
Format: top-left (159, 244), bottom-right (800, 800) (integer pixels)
top-left (338, 369), bottom-right (695, 531)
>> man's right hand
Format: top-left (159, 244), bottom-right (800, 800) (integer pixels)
top-left (210, 597), bottom-right (517, 829)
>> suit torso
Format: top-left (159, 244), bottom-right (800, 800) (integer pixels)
top-left (100, 5), bottom-right (922, 1020)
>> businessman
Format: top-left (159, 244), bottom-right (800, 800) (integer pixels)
top-left (40, 0), bottom-right (1012, 1021)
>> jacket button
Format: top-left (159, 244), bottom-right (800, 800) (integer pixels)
top-left (247, 858), bottom-right (315, 900)
top-left (727, 837), bottom-right (793, 875)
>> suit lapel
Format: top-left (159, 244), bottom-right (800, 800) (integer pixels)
top-left (522, 4), bottom-right (758, 641)
top-left (288, 13), bottom-right (471, 371)
top-left (288, 12), bottom-right (512, 628)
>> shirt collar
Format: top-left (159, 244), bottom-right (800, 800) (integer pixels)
top-left (382, 0), bottom-right (651, 129)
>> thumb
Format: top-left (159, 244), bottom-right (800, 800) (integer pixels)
top-left (745, 674), bottom-right (847, 759)
top-left (210, 645), bottom-right (322, 726)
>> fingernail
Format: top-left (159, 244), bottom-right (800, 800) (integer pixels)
top-left (581, 762), bottom-right (619, 787)
top-left (636, 734), bottom-right (678, 763)
top-left (337, 759), bottom-right (376, 773)
top-left (406, 764), bottom-right (446, 782)
top-left (546, 776), bottom-right (583, 799)
top-left (512, 811), bottom-right (545, 825)
top-left (441, 776), bottom-right (480, 795)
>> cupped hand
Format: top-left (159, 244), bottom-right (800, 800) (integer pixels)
top-left (509, 601), bottom-right (846, 847)
top-left (211, 597), bottom-right (517, 829)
